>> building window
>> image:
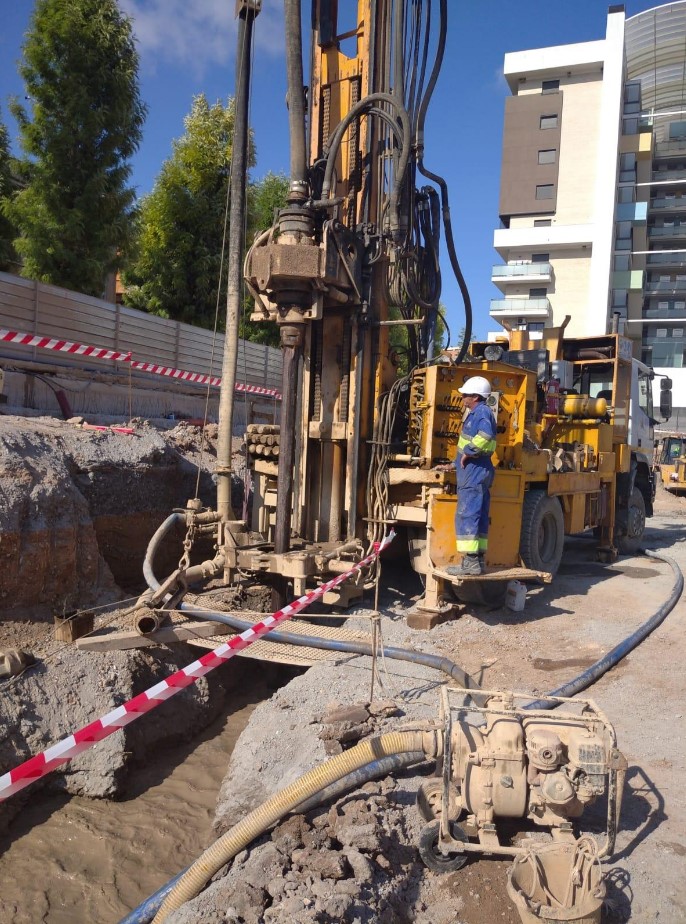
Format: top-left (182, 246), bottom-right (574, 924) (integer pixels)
top-left (536, 184), bottom-right (554, 200)
top-left (531, 252), bottom-right (549, 263)
top-left (538, 149), bottom-right (556, 165)
top-left (540, 114), bottom-right (558, 130)
top-left (529, 287), bottom-right (547, 297)
top-left (542, 79), bottom-right (560, 94)
top-left (534, 218), bottom-right (552, 227)
top-left (528, 322), bottom-right (545, 332)
top-left (617, 187), bottom-right (634, 204)
top-left (614, 255), bottom-right (630, 271)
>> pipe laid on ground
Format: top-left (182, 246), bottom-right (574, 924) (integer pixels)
top-left (526, 549), bottom-right (683, 710)
top-left (151, 730), bottom-right (432, 923)
top-left (293, 750), bottom-right (425, 814)
top-left (179, 603), bottom-right (481, 694)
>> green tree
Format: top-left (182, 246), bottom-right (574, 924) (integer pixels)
top-left (124, 94), bottom-right (287, 344)
top-left (0, 112), bottom-right (19, 272)
top-left (7, 0), bottom-right (145, 296)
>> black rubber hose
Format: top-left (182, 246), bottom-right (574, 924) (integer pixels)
top-left (179, 603), bottom-right (481, 695)
top-left (526, 549), bottom-right (683, 710)
top-left (294, 750), bottom-right (425, 814)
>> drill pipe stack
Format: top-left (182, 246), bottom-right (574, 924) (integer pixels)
top-left (245, 424), bottom-right (281, 459)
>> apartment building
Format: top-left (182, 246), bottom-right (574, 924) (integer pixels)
top-left (492, 2), bottom-right (686, 424)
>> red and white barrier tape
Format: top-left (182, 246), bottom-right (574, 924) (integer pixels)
top-left (0, 532), bottom-right (394, 802)
top-left (0, 326), bottom-right (282, 400)
top-left (0, 327), bottom-right (131, 362)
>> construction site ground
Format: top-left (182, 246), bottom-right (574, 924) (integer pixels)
top-left (0, 414), bottom-right (684, 923)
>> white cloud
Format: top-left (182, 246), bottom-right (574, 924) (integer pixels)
top-left (120, 0), bottom-right (285, 75)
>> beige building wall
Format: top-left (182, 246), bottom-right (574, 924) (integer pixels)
top-left (556, 76), bottom-right (604, 225)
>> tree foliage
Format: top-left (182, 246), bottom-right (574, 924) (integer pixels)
top-left (0, 112), bottom-right (19, 272)
top-left (124, 94), bottom-right (288, 345)
top-left (7, 0), bottom-right (145, 295)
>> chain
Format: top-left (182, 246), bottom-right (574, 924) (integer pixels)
top-left (178, 519), bottom-right (197, 572)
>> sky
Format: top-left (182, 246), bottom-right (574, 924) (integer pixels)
top-left (0, 0), bottom-right (667, 343)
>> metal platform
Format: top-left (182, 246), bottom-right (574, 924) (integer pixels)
top-left (432, 566), bottom-right (553, 584)
top-left (76, 609), bottom-right (373, 668)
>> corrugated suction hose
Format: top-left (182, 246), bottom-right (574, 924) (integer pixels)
top-left (152, 729), bottom-right (429, 923)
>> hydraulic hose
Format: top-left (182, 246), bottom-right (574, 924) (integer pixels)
top-left (294, 750), bottom-right (425, 814)
top-left (527, 549), bottom-right (683, 710)
top-left (142, 513), bottom-right (183, 591)
top-left (179, 603), bottom-right (481, 694)
top-left (151, 730), bottom-right (431, 922)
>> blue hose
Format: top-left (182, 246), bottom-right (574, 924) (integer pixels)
top-left (118, 868), bottom-right (188, 924)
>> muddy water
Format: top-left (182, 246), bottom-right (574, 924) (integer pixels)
top-left (0, 689), bottom-right (268, 924)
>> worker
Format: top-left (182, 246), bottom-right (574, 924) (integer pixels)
top-left (446, 375), bottom-right (497, 576)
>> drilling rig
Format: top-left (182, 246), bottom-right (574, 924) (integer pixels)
top-left (143, 0), bottom-right (671, 630)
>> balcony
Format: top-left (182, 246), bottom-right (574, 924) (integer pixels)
top-left (654, 140), bottom-right (686, 159)
top-left (650, 197), bottom-right (686, 212)
top-left (490, 297), bottom-right (552, 326)
top-left (646, 251), bottom-right (686, 268)
top-left (648, 225), bottom-right (686, 239)
top-left (651, 169), bottom-right (686, 182)
top-left (491, 262), bottom-right (552, 287)
top-left (644, 278), bottom-right (686, 295)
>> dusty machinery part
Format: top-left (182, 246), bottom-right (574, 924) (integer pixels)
top-left (615, 486), bottom-right (646, 555)
top-left (134, 608), bottom-right (168, 636)
top-left (416, 777), bottom-right (461, 823)
top-left (0, 649), bottom-right (36, 680)
top-left (519, 489), bottom-right (565, 575)
top-left (418, 687), bottom-right (625, 870)
top-left (418, 820), bottom-right (469, 874)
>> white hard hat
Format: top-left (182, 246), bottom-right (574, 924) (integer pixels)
top-left (459, 375), bottom-right (491, 398)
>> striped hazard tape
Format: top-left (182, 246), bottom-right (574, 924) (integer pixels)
top-left (0, 532), bottom-right (395, 802)
top-left (0, 327), bottom-right (131, 362)
top-left (0, 326), bottom-right (282, 399)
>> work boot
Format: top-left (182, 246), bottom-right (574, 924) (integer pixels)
top-left (445, 554), bottom-right (483, 576)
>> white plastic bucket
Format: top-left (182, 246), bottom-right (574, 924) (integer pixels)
top-left (506, 580), bottom-right (526, 612)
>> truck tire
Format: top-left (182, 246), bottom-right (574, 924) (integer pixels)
top-left (615, 486), bottom-right (646, 555)
top-left (519, 490), bottom-right (564, 575)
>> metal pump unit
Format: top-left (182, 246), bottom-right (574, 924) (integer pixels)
top-left (416, 687), bottom-right (627, 872)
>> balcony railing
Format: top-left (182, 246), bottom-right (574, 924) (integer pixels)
top-left (646, 251), bottom-right (686, 266)
top-left (652, 169), bottom-right (686, 182)
top-left (489, 297), bottom-right (552, 319)
top-left (491, 262), bottom-right (552, 281)
top-left (644, 279), bottom-right (686, 294)
top-left (649, 226), bottom-right (686, 238)
top-left (651, 198), bottom-right (686, 211)
top-left (655, 140), bottom-right (686, 158)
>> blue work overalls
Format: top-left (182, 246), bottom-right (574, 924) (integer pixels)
top-left (454, 400), bottom-right (496, 555)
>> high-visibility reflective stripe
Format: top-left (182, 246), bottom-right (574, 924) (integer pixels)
top-left (478, 537), bottom-right (488, 551)
top-left (457, 434), bottom-right (496, 454)
top-left (457, 538), bottom-right (480, 553)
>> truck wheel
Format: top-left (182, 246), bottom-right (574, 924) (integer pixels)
top-left (519, 490), bottom-right (564, 575)
top-left (616, 487), bottom-right (645, 555)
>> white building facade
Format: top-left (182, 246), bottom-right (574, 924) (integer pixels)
top-left (492, 3), bottom-right (686, 426)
